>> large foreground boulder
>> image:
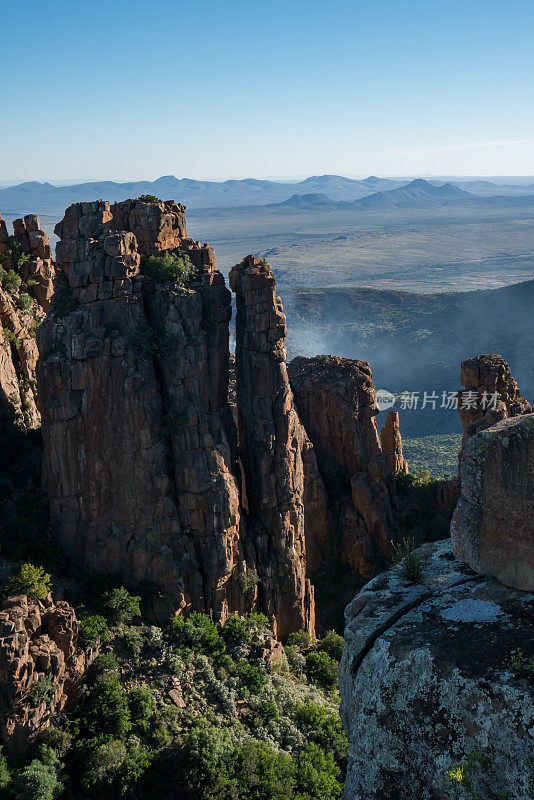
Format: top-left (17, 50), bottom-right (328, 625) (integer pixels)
top-left (452, 413), bottom-right (534, 592)
top-left (339, 540), bottom-right (534, 800)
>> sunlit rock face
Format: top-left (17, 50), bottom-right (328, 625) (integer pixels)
top-left (339, 539), bottom-right (534, 800)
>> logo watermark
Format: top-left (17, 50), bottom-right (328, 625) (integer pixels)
top-left (375, 390), bottom-right (500, 412)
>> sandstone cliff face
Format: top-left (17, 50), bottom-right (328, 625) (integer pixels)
top-left (229, 256), bottom-right (321, 637)
top-left (0, 213), bottom-right (54, 428)
top-left (340, 539), bottom-right (534, 800)
top-left (0, 594), bottom-right (90, 756)
top-left (379, 411), bottom-right (408, 474)
top-left (452, 413), bottom-right (534, 592)
top-left (287, 355), bottom-right (396, 579)
top-left (37, 200), bottom-right (245, 623)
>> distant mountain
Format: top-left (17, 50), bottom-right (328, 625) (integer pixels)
top-left (355, 179), bottom-right (476, 208)
top-left (0, 173), bottom-right (398, 216)
top-left (2, 173), bottom-right (534, 220)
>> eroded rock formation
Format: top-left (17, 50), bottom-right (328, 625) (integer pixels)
top-left (287, 355), bottom-right (396, 579)
top-left (452, 413), bottom-right (534, 591)
top-left (340, 539), bottom-right (534, 800)
top-left (37, 199), bottom-right (244, 624)
top-left (0, 594), bottom-right (90, 756)
top-left (0, 213), bottom-right (54, 427)
top-left (380, 411), bottom-right (409, 474)
top-left (229, 256), bottom-right (322, 636)
top-left (458, 354), bottom-right (531, 442)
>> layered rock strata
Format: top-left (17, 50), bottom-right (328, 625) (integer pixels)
top-left (0, 594), bottom-right (90, 756)
top-left (288, 355), bottom-right (396, 578)
top-left (340, 539), bottom-right (534, 800)
top-left (229, 256), bottom-right (324, 637)
top-left (37, 199), bottom-right (244, 623)
top-left (452, 413), bottom-right (534, 591)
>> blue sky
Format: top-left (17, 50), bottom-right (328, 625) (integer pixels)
top-left (1, 0), bottom-right (533, 181)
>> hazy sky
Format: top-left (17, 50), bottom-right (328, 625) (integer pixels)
top-left (1, 0), bottom-right (533, 181)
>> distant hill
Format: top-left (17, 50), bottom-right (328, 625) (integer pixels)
top-left (2, 173), bottom-right (534, 218)
top-left (355, 179), bottom-right (475, 208)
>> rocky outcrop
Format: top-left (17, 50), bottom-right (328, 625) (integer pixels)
top-left (37, 199), bottom-right (245, 624)
top-left (452, 413), bottom-right (534, 592)
top-left (458, 354), bottom-right (531, 441)
top-left (380, 411), bottom-right (408, 474)
top-left (0, 594), bottom-right (90, 756)
top-left (340, 539), bottom-right (534, 800)
top-left (229, 256), bottom-right (322, 637)
top-left (0, 213), bottom-right (54, 427)
top-left (288, 355), bottom-right (396, 579)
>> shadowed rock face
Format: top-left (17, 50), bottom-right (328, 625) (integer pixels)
top-left (37, 200), bottom-right (245, 623)
top-left (340, 540), bottom-right (534, 800)
top-left (288, 355), bottom-right (396, 579)
top-left (452, 413), bottom-right (534, 592)
top-left (229, 256), bottom-right (322, 637)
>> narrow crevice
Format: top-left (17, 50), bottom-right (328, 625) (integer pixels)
top-left (349, 573), bottom-right (482, 677)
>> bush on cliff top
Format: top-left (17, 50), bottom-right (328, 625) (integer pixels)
top-left (141, 251), bottom-right (195, 286)
top-left (4, 563), bottom-right (51, 600)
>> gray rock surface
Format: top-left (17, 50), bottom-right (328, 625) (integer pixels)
top-left (452, 413), bottom-right (534, 592)
top-left (340, 539), bottom-right (534, 800)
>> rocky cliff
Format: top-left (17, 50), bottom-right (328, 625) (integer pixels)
top-left (452, 413), bottom-right (534, 591)
top-left (229, 256), bottom-right (323, 637)
top-left (458, 354), bottom-right (531, 444)
top-left (0, 213), bottom-right (54, 428)
top-left (287, 355), bottom-right (397, 579)
top-left (0, 593), bottom-right (90, 755)
top-left (37, 199), bottom-right (245, 624)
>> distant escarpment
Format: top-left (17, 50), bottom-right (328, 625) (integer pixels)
top-left (33, 201), bottom-right (403, 635)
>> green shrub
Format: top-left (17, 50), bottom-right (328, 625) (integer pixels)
top-left (80, 677), bottom-right (131, 737)
top-left (294, 702), bottom-right (348, 768)
top-left (129, 686), bottom-right (156, 730)
top-left (137, 194), bottom-right (160, 203)
top-left (31, 676), bottom-right (55, 708)
top-left (286, 630), bottom-right (313, 650)
top-left (78, 614), bottom-right (110, 647)
top-left (14, 759), bottom-right (61, 800)
top-left (222, 614), bottom-right (252, 644)
top-left (0, 266), bottom-right (22, 292)
top-left (123, 627), bottom-right (144, 657)
top-left (0, 746), bottom-right (11, 789)
top-left (92, 652), bottom-right (120, 678)
top-left (304, 650), bottom-right (338, 690)
top-left (319, 630), bottom-right (344, 662)
top-left (4, 563), bottom-right (51, 600)
top-left (294, 741), bottom-right (343, 800)
top-left (237, 569), bottom-right (259, 596)
top-left (236, 661), bottom-right (268, 693)
top-left (38, 726), bottom-right (72, 758)
top-left (390, 537), bottom-right (425, 583)
top-left (104, 586), bottom-right (141, 624)
top-left (141, 251), bottom-right (195, 286)
top-left (3, 327), bottom-right (21, 348)
top-left (167, 611), bottom-right (222, 656)
top-left (18, 292), bottom-right (33, 311)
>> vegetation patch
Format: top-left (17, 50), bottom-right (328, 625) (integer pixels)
top-left (141, 251), bottom-right (196, 287)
